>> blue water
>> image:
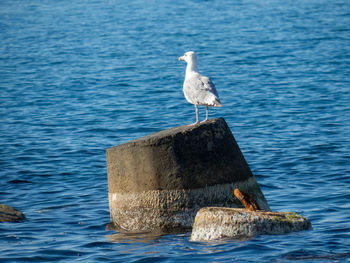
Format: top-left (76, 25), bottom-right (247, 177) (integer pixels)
top-left (1, 0), bottom-right (350, 262)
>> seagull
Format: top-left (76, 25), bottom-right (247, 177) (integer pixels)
top-left (179, 51), bottom-right (222, 124)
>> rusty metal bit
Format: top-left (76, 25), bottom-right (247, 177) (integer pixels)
top-left (234, 188), bottom-right (244, 200)
top-left (234, 188), bottom-right (260, 211)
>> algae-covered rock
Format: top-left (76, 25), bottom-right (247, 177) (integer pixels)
top-left (0, 204), bottom-right (26, 222)
top-left (190, 207), bottom-right (311, 241)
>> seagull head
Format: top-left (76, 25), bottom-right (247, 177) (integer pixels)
top-left (179, 51), bottom-right (197, 64)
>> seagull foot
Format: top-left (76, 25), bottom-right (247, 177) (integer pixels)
top-left (188, 121), bottom-right (200, 126)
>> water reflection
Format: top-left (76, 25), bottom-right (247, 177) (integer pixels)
top-left (106, 230), bottom-right (165, 244)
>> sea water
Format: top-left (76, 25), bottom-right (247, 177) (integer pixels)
top-left (1, 0), bottom-right (350, 262)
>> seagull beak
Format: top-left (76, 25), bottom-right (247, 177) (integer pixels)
top-left (178, 56), bottom-right (184, 61)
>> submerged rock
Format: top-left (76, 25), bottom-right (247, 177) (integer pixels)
top-left (106, 118), bottom-right (269, 232)
top-left (0, 204), bottom-right (26, 222)
top-left (190, 207), bottom-right (311, 241)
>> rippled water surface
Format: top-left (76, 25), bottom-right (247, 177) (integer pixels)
top-left (1, 0), bottom-right (350, 262)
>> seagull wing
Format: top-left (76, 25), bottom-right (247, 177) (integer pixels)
top-left (183, 73), bottom-right (221, 106)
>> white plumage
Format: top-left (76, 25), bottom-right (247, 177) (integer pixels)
top-left (179, 51), bottom-right (222, 124)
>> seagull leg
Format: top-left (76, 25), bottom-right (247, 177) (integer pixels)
top-left (195, 104), bottom-right (199, 124)
top-left (205, 106), bottom-right (208, 121)
top-left (189, 104), bottom-right (199, 126)
top-left (201, 106), bottom-right (209, 123)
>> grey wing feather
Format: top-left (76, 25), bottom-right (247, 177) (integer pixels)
top-left (199, 75), bottom-right (220, 98)
top-left (183, 74), bottom-right (221, 106)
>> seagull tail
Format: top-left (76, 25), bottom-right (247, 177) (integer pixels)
top-left (214, 98), bottom-right (222, 107)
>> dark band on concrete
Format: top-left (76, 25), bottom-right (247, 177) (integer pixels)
top-left (107, 118), bottom-right (254, 193)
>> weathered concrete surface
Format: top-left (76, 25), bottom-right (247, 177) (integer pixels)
top-left (190, 207), bottom-right (312, 241)
top-left (106, 118), bottom-right (269, 232)
top-left (0, 204), bottom-right (26, 222)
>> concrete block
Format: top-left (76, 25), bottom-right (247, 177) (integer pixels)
top-left (106, 118), bottom-right (269, 232)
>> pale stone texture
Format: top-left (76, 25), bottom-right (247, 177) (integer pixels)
top-left (190, 207), bottom-right (312, 241)
top-left (106, 118), bottom-right (269, 232)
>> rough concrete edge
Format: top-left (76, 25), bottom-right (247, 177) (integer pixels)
top-left (106, 118), bottom-right (225, 151)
